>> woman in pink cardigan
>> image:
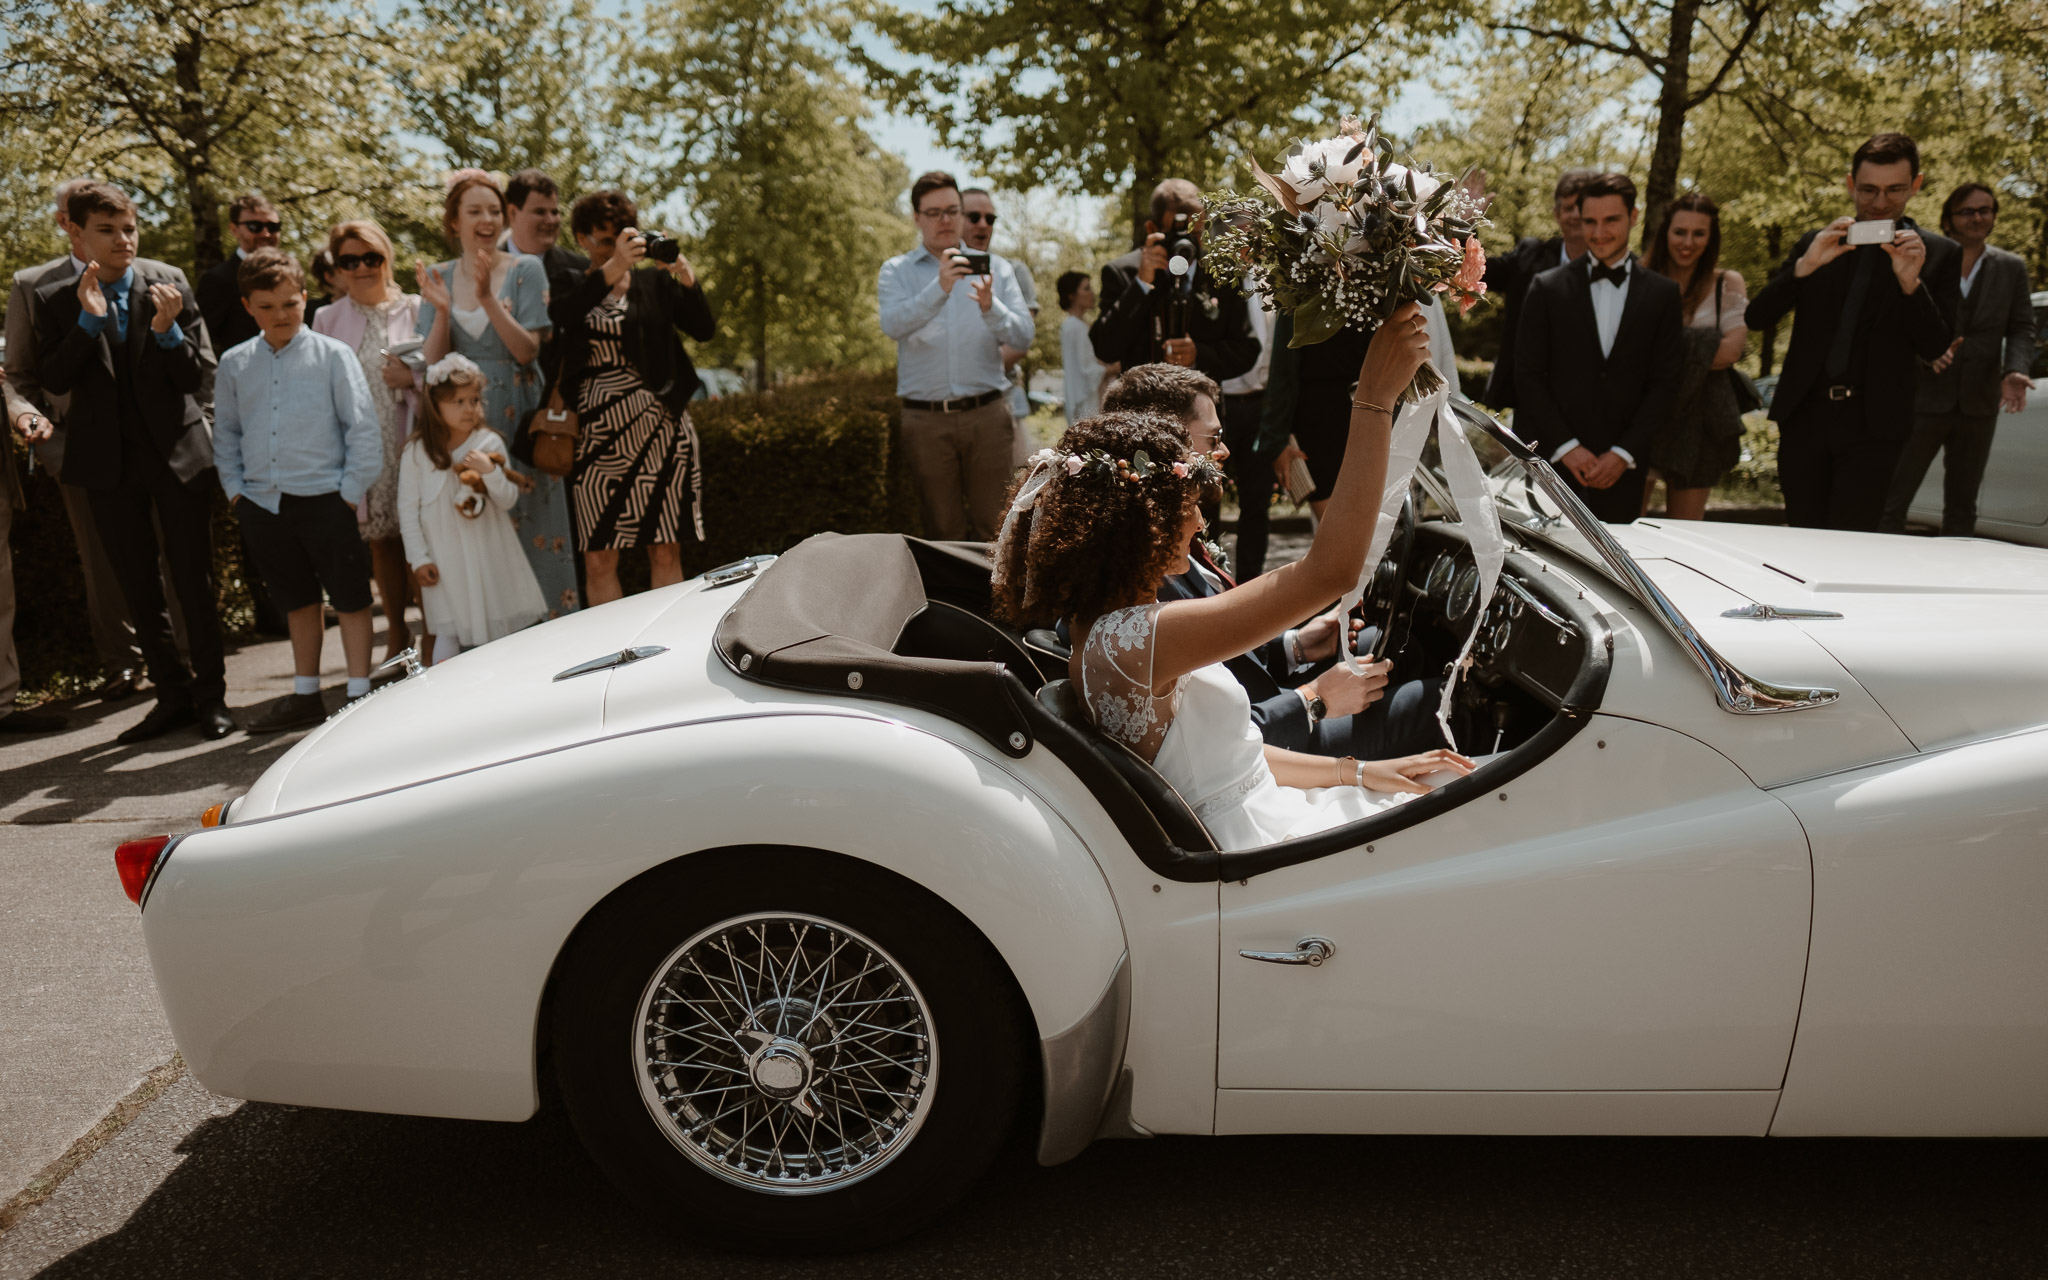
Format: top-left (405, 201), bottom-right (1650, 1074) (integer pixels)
top-left (314, 220), bottom-right (424, 662)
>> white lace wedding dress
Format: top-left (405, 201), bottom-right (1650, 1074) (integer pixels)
top-left (1080, 604), bottom-right (1408, 850)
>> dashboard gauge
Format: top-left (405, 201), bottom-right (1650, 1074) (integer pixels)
top-left (1489, 619), bottom-right (1514, 652)
top-left (1424, 553), bottom-right (1457, 599)
top-left (1507, 593), bottom-right (1524, 619)
top-left (1448, 566), bottom-right (1480, 625)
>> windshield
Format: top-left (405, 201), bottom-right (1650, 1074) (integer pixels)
top-left (1416, 399), bottom-right (1604, 569)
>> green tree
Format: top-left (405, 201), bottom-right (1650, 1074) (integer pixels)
top-left (618, 0), bottom-right (910, 388)
top-left (866, 0), bottom-right (1472, 244)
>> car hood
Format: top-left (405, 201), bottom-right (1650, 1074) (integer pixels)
top-left (237, 578), bottom-right (754, 819)
top-left (1614, 521), bottom-right (2048, 752)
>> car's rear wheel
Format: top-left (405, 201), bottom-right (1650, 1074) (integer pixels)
top-left (550, 850), bottom-right (1028, 1252)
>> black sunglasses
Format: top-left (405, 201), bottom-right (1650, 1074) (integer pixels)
top-left (238, 220), bottom-right (282, 234)
top-left (335, 251), bottom-right (386, 271)
top-left (964, 211), bottom-right (997, 226)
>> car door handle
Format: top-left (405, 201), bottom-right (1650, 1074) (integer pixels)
top-left (1238, 937), bottom-right (1335, 967)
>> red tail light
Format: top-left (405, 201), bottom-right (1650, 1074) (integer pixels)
top-left (115, 835), bottom-right (173, 906)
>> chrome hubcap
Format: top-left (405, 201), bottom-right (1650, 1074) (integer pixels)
top-left (634, 913), bottom-right (937, 1194)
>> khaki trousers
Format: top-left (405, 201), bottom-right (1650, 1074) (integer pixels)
top-left (900, 398), bottom-right (1017, 543)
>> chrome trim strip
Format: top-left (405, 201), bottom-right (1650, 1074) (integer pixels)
top-left (552, 645), bottom-right (670, 682)
top-left (1721, 603), bottom-right (1846, 621)
top-left (1036, 952), bottom-right (1131, 1165)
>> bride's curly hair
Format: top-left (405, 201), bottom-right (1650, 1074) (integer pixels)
top-left (992, 411), bottom-right (1217, 629)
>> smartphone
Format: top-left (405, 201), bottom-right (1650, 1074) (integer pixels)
top-left (1846, 219), bottom-right (1896, 246)
top-left (951, 249), bottom-right (991, 275)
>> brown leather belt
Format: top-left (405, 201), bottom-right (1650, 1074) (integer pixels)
top-left (901, 389), bottom-right (1003, 413)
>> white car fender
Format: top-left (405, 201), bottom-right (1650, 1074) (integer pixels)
top-left (142, 711), bottom-right (1130, 1144)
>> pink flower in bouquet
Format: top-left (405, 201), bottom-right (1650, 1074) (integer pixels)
top-left (1451, 234), bottom-right (1488, 315)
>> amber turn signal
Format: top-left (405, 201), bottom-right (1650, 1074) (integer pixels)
top-left (201, 802), bottom-right (226, 828)
top-left (115, 835), bottom-right (173, 906)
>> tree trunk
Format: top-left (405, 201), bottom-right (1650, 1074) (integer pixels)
top-left (1759, 224), bottom-right (1781, 376)
top-left (1640, 0), bottom-right (1700, 250)
top-left (173, 32), bottom-right (222, 273)
top-left (750, 256), bottom-right (768, 392)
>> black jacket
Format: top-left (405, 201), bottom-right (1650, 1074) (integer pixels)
top-left (546, 265), bottom-right (716, 418)
top-left (35, 259), bottom-right (215, 489)
top-left (1745, 220), bottom-right (1958, 437)
top-left (1514, 255), bottom-right (1685, 463)
top-left (1090, 248), bottom-right (1258, 383)
top-left (1481, 234), bottom-right (1565, 409)
top-left (1916, 245), bottom-right (2035, 417)
top-left (196, 255), bottom-right (259, 357)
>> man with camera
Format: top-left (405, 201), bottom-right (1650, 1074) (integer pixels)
top-left (1090, 179), bottom-right (1258, 385)
top-left (1745, 132), bottom-right (1961, 531)
top-left (878, 171), bottom-right (1035, 542)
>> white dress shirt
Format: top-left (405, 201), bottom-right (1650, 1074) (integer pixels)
top-left (1220, 279), bottom-right (1274, 396)
top-left (877, 242), bottom-right (1034, 400)
top-left (1959, 251), bottom-right (1983, 299)
top-left (1061, 313), bottom-right (1106, 424)
top-left (1548, 253), bottom-right (1637, 469)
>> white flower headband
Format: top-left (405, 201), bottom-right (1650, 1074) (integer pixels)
top-left (991, 446), bottom-right (1227, 586)
top-left (426, 353), bottom-right (483, 387)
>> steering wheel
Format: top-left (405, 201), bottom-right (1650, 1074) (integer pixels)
top-left (1361, 490), bottom-right (1418, 647)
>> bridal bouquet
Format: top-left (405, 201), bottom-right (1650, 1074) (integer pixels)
top-left (1203, 114), bottom-right (1490, 398)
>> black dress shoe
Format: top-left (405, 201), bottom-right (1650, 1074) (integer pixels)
top-left (248, 692), bottom-right (328, 733)
top-left (195, 701), bottom-right (237, 740)
top-left (98, 671), bottom-right (141, 703)
top-left (117, 701), bottom-right (197, 744)
top-left (0, 709), bottom-right (67, 733)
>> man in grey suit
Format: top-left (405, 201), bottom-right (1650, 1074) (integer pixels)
top-left (1883, 182), bottom-right (2037, 536)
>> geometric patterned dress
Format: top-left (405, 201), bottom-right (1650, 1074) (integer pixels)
top-left (569, 293), bottom-right (704, 550)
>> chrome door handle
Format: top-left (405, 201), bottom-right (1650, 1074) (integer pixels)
top-left (1238, 936), bottom-right (1335, 967)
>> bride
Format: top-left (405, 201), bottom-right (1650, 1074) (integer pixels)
top-left (992, 301), bottom-right (1472, 850)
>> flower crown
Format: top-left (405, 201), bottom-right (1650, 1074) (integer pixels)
top-left (426, 353), bottom-right (482, 388)
top-left (1028, 446), bottom-right (1226, 488)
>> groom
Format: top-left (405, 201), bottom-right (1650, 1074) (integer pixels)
top-left (1099, 364), bottom-right (1445, 761)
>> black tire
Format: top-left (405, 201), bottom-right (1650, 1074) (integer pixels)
top-left (550, 847), bottom-right (1029, 1253)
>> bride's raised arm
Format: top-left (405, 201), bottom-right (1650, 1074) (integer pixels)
top-left (1148, 301), bottom-right (1432, 685)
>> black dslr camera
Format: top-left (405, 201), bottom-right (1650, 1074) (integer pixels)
top-left (639, 230), bottom-right (682, 264)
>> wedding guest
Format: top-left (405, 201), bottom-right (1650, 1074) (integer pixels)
top-left (1745, 132), bottom-right (1960, 531)
top-left (962, 188), bottom-right (1036, 429)
top-left (1881, 182), bottom-right (2037, 535)
top-left (35, 182), bottom-right (231, 743)
top-left (416, 170), bottom-right (580, 617)
top-left (548, 190), bottom-right (715, 604)
top-left (1058, 270), bottom-right (1109, 425)
top-left (216, 248), bottom-right (383, 732)
top-left (0, 361), bottom-right (65, 732)
top-left (197, 191), bottom-right (282, 355)
top-left (1641, 193), bottom-right (1749, 520)
top-left (313, 219), bottom-right (423, 660)
top-left (305, 248), bottom-right (337, 326)
top-left (1481, 167), bottom-right (1597, 410)
top-left (1090, 178), bottom-right (1258, 382)
top-left (504, 169), bottom-right (589, 280)
top-left (878, 171), bottom-right (1033, 541)
top-left (1260, 312), bottom-right (1369, 518)
top-left (5, 175), bottom-right (171, 708)
top-left (1217, 280), bottom-right (1278, 576)
top-left (1516, 172), bottom-right (1685, 521)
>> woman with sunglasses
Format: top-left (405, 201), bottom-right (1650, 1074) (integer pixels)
top-left (314, 219), bottom-right (425, 661)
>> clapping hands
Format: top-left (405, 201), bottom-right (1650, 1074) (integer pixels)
top-left (415, 260), bottom-right (451, 310)
top-left (147, 282), bottom-right (183, 334)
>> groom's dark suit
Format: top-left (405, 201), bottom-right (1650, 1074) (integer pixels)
top-left (1514, 254), bottom-right (1684, 522)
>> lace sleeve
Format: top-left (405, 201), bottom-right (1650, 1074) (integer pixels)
top-left (1718, 270), bottom-right (1749, 335)
top-left (1079, 604), bottom-right (1180, 762)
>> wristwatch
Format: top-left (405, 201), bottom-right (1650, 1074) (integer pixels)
top-left (1300, 689), bottom-right (1327, 727)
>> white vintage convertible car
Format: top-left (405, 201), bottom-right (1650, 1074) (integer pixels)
top-left (118, 403), bottom-right (2048, 1250)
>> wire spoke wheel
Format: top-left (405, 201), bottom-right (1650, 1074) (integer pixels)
top-left (633, 912), bottom-right (938, 1195)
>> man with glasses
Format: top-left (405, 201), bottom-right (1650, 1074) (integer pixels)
top-left (961, 188), bottom-right (1038, 436)
top-left (1881, 182), bottom-right (2036, 536)
top-left (878, 171), bottom-right (1034, 541)
top-left (197, 191), bottom-right (284, 356)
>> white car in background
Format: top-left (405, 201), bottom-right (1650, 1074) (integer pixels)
top-left (1905, 290), bottom-right (2048, 544)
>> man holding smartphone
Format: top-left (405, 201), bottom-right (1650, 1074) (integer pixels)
top-left (1746, 132), bottom-right (1961, 531)
top-left (878, 171), bottom-right (1034, 541)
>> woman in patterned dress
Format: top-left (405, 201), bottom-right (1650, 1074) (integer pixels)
top-left (313, 219), bottom-right (421, 660)
top-left (546, 190), bottom-right (715, 604)
top-left (416, 170), bottom-right (581, 618)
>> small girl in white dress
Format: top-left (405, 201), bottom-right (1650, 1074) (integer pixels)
top-left (399, 354), bottom-right (548, 664)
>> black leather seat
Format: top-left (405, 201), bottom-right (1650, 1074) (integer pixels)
top-left (895, 601), bottom-right (1046, 693)
top-left (1035, 679), bottom-right (1215, 853)
top-left (1023, 627), bottom-right (1071, 673)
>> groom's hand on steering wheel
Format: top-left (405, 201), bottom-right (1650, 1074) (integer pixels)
top-left (1293, 610), bottom-right (1363, 664)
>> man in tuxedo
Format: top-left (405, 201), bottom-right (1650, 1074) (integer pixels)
top-left (35, 183), bottom-right (231, 742)
top-left (1745, 132), bottom-right (1959, 531)
top-left (1481, 167), bottom-right (1597, 411)
top-left (196, 191), bottom-right (281, 357)
top-left (1514, 171), bottom-right (1685, 522)
top-left (1099, 363), bottom-right (1444, 760)
top-left (1090, 179), bottom-right (1258, 385)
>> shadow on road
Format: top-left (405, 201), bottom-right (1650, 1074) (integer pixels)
top-left (27, 1096), bottom-right (2048, 1278)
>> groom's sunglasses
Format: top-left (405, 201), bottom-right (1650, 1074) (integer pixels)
top-left (335, 251), bottom-right (387, 271)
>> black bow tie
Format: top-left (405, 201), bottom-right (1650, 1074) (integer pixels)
top-left (1589, 261), bottom-right (1629, 287)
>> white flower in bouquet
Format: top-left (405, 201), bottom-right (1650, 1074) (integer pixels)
top-left (1277, 137), bottom-right (1371, 203)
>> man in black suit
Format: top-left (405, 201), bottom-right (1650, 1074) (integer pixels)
top-left (196, 190), bottom-right (281, 357)
top-left (1090, 179), bottom-right (1258, 385)
top-left (1745, 132), bottom-right (1959, 531)
top-left (505, 170), bottom-right (591, 384)
top-left (1480, 167), bottom-right (1597, 411)
top-left (1514, 172), bottom-right (1685, 522)
top-left (36, 183), bottom-right (232, 742)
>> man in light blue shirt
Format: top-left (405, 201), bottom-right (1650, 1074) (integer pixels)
top-left (215, 248), bottom-right (385, 730)
top-left (877, 171), bottom-right (1034, 541)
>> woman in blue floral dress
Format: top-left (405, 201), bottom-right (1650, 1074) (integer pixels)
top-left (417, 171), bottom-right (580, 618)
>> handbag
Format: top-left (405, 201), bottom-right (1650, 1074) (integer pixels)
top-left (523, 383), bottom-right (579, 478)
top-left (1281, 434), bottom-right (1317, 505)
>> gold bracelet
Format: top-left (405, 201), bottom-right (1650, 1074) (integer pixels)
top-left (1351, 398), bottom-right (1392, 415)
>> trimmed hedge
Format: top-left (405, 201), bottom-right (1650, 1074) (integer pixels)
top-left (7, 370), bottom-right (922, 698)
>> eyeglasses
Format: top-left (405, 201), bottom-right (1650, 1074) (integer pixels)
top-left (916, 205), bottom-right (961, 220)
top-left (238, 220), bottom-right (282, 234)
top-left (964, 211), bottom-right (998, 226)
top-left (335, 251), bottom-right (386, 271)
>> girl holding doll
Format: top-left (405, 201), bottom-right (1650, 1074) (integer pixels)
top-left (399, 354), bottom-right (549, 663)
